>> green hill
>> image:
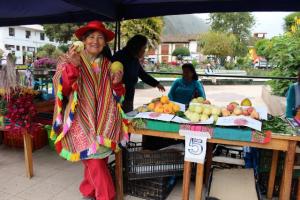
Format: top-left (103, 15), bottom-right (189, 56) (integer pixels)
top-left (163, 14), bottom-right (209, 36)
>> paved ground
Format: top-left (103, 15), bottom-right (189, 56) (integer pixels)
top-left (0, 85), bottom-right (269, 200)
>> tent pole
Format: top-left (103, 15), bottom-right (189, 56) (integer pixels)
top-left (117, 20), bottom-right (121, 50)
top-left (113, 21), bottom-right (118, 53)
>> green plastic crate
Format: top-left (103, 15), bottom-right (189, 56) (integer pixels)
top-left (45, 125), bottom-right (55, 150)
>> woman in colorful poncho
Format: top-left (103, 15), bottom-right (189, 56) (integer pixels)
top-left (50, 21), bottom-right (128, 200)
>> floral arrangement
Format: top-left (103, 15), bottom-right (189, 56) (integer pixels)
top-left (1, 87), bottom-right (39, 129)
top-left (33, 57), bottom-right (57, 69)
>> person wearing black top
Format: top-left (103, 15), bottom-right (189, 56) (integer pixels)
top-left (113, 34), bottom-right (165, 113)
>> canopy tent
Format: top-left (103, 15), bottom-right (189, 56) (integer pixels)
top-left (1, 0), bottom-right (300, 26)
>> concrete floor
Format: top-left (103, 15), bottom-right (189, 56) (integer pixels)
top-left (0, 85), bottom-right (269, 200)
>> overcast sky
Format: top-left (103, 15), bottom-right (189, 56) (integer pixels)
top-left (196, 12), bottom-right (291, 38)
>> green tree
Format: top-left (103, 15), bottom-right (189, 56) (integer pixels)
top-left (37, 44), bottom-right (63, 59)
top-left (255, 39), bottom-right (272, 60)
top-left (199, 32), bottom-right (236, 66)
top-left (172, 47), bottom-right (190, 61)
top-left (284, 12), bottom-right (300, 32)
top-left (121, 17), bottom-right (164, 49)
top-left (43, 18), bottom-right (163, 50)
top-left (43, 23), bottom-right (84, 43)
top-left (209, 12), bottom-right (255, 57)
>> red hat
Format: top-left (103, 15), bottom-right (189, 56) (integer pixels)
top-left (75, 20), bottom-right (115, 42)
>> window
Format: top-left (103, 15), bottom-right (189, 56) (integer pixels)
top-left (25, 30), bottom-right (31, 38)
top-left (5, 44), bottom-right (15, 50)
top-left (40, 32), bottom-right (45, 40)
top-left (161, 44), bottom-right (169, 55)
top-left (8, 28), bottom-right (15, 36)
top-left (22, 46), bottom-right (26, 51)
top-left (27, 47), bottom-right (35, 52)
top-left (49, 37), bottom-right (54, 42)
top-left (16, 46), bottom-right (20, 51)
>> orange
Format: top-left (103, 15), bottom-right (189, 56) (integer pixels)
top-left (147, 103), bottom-right (155, 111)
top-left (160, 96), bottom-right (169, 104)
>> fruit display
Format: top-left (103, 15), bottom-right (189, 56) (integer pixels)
top-left (185, 101), bottom-right (221, 123)
top-left (222, 99), bottom-right (259, 119)
top-left (190, 97), bottom-right (211, 105)
top-left (136, 96), bottom-right (181, 115)
top-left (148, 96), bottom-right (181, 114)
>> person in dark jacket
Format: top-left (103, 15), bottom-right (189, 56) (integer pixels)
top-left (112, 34), bottom-right (165, 113)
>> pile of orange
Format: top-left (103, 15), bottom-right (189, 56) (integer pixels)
top-left (147, 96), bottom-right (180, 114)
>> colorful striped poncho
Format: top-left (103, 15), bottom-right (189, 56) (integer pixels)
top-left (50, 52), bottom-right (128, 162)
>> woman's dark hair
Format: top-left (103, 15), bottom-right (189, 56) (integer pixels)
top-left (182, 63), bottom-right (198, 81)
top-left (125, 34), bottom-right (148, 57)
top-left (81, 30), bottom-right (112, 60)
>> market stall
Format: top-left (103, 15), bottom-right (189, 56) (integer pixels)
top-left (113, 96), bottom-right (300, 200)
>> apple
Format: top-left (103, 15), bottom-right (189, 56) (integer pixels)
top-left (189, 105), bottom-right (196, 112)
top-left (73, 41), bottom-right (84, 52)
top-left (222, 110), bottom-right (231, 117)
top-left (197, 97), bottom-right (205, 103)
top-left (200, 114), bottom-right (209, 122)
top-left (247, 107), bottom-right (255, 115)
top-left (203, 107), bottom-right (212, 116)
top-left (227, 104), bottom-right (235, 112)
top-left (242, 109), bottom-right (250, 116)
top-left (111, 61), bottom-right (124, 73)
top-left (194, 106), bottom-right (203, 114)
top-left (233, 107), bottom-right (242, 115)
top-left (211, 107), bottom-right (221, 116)
top-left (189, 113), bottom-right (201, 122)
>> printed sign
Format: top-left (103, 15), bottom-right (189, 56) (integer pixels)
top-left (184, 132), bottom-right (210, 164)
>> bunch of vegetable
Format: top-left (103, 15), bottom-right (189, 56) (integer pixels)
top-left (262, 115), bottom-right (295, 135)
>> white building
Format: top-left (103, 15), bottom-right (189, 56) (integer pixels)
top-left (0, 25), bottom-right (59, 64)
top-left (147, 34), bottom-right (203, 63)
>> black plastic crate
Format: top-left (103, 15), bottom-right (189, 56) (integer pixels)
top-left (126, 176), bottom-right (177, 200)
top-left (258, 172), bottom-right (299, 199)
top-left (124, 142), bottom-right (184, 180)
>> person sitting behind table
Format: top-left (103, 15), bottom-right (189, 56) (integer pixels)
top-left (286, 67), bottom-right (300, 118)
top-left (168, 63), bottom-right (206, 105)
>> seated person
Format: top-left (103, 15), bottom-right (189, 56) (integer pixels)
top-left (168, 63), bottom-right (206, 105)
top-left (286, 68), bottom-right (300, 118)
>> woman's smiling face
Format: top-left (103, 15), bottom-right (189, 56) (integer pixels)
top-left (83, 31), bottom-right (106, 57)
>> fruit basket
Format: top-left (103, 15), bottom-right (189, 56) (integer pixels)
top-left (124, 142), bottom-right (184, 180)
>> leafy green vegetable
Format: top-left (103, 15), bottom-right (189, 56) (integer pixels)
top-left (263, 115), bottom-right (295, 135)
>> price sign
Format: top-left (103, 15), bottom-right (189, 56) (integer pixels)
top-left (184, 132), bottom-right (209, 164)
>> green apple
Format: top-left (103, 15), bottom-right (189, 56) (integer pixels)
top-left (73, 41), bottom-right (84, 52)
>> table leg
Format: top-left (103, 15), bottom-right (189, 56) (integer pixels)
top-left (279, 141), bottom-right (297, 200)
top-left (195, 163), bottom-right (204, 200)
top-left (204, 143), bottom-right (213, 186)
top-left (267, 150), bottom-right (279, 199)
top-left (297, 177), bottom-right (300, 200)
top-left (183, 161), bottom-right (192, 200)
top-left (23, 130), bottom-right (33, 178)
top-left (115, 150), bottom-right (123, 200)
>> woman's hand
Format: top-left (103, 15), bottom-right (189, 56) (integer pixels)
top-left (157, 84), bottom-right (166, 92)
top-left (67, 45), bottom-right (81, 67)
top-left (112, 70), bottom-right (124, 85)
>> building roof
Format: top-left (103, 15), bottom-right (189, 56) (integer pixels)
top-left (161, 34), bottom-right (198, 43)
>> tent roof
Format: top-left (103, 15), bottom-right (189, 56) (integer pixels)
top-left (1, 0), bottom-right (300, 26)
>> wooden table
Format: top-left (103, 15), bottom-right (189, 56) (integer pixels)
top-left (114, 128), bottom-right (300, 200)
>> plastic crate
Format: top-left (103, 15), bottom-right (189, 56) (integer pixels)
top-left (45, 125), bottom-right (55, 150)
top-left (126, 177), bottom-right (176, 200)
top-left (258, 149), bottom-right (285, 174)
top-left (258, 172), bottom-right (299, 199)
top-left (124, 142), bottom-right (184, 180)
